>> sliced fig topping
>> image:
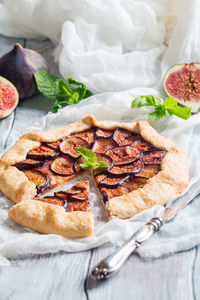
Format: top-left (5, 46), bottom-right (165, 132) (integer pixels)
top-left (59, 136), bottom-right (89, 158)
top-left (45, 140), bottom-right (61, 150)
top-left (113, 128), bottom-right (138, 146)
top-left (136, 164), bottom-right (160, 178)
top-left (100, 175), bottom-right (148, 202)
top-left (93, 153), bottom-right (114, 177)
top-left (67, 181), bottom-right (89, 201)
top-left (50, 156), bottom-right (75, 176)
top-left (54, 191), bottom-right (68, 200)
top-left (106, 145), bottom-right (140, 165)
top-left (40, 196), bottom-right (65, 207)
top-left (133, 138), bottom-right (154, 152)
top-left (15, 159), bottom-right (45, 170)
top-left (24, 170), bottom-right (50, 192)
top-left (73, 156), bottom-right (85, 173)
top-left (142, 150), bottom-right (166, 165)
top-left (109, 159), bottom-right (143, 176)
top-left (100, 186), bottom-right (130, 202)
top-left (73, 128), bottom-right (96, 145)
top-left (92, 138), bottom-right (117, 154)
top-left (27, 145), bottom-right (58, 161)
top-left (95, 173), bottom-right (129, 188)
top-left (96, 128), bottom-right (113, 138)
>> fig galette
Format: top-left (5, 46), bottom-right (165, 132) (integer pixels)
top-left (0, 115), bottom-right (189, 238)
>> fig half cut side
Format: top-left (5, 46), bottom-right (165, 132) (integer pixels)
top-left (0, 76), bottom-right (19, 119)
top-left (163, 63), bottom-right (200, 113)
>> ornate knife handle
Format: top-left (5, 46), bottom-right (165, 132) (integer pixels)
top-left (91, 217), bottom-right (162, 280)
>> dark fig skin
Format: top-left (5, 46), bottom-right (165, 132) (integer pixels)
top-left (0, 43), bottom-right (48, 99)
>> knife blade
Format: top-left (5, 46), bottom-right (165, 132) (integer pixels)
top-left (91, 192), bottom-right (196, 281)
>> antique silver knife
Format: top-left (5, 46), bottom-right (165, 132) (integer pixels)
top-left (91, 193), bottom-right (194, 280)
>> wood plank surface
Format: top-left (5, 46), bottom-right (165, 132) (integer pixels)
top-left (87, 246), bottom-right (196, 300)
top-left (0, 34), bottom-right (200, 300)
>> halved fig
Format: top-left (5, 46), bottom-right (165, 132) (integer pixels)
top-left (106, 145), bottom-right (140, 165)
top-left (27, 145), bottom-right (58, 161)
top-left (96, 128), bottom-right (113, 138)
top-left (163, 63), bottom-right (200, 113)
top-left (0, 76), bottom-right (19, 119)
top-left (59, 136), bottom-right (89, 158)
top-left (109, 159), bottom-right (143, 176)
top-left (142, 150), bottom-right (166, 165)
top-left (24, 170), bottom-right (50, 192)
top-left (45, 140), bottom-right (62, 150)
top-left (92, 137), bottom-right (117, 154)
top-left (40, 196), bottom-right (65, 207)
top-left (113, 128), bottom-right (138, 146)
top-left (50, 156), bottom-right (75, 176)
top-left (136, 164), bottom-right (160, 178)
top-left (14, 159), bottom-right (45, 170)
top-left (73, 128), bottom-right (96, 145)
top-left (95, 173), bottom-right (129, 188)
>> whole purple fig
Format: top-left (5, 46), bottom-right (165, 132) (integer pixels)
top-left (0, 43), bottom-right (48, 99)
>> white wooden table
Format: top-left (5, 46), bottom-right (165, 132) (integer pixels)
top-left (0, 35), bottom-right (199, 300)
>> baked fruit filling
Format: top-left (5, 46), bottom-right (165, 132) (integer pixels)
top-left (14, 127), bottom-right (167, 204)
top-left (39, 181), bottom-right (91, 212)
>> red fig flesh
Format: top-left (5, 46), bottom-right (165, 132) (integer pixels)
top-left (0, 76), bottom-right (19, 118)
top-left (163, 63), bottom-right (200, 113)
top-left (0, 43), bottom-right (48, 99)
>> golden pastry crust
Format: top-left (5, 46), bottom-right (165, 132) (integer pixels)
top-left (8, 200), bottom-right (93, 238)
top-left (1, 115), bottom-right (189, 223)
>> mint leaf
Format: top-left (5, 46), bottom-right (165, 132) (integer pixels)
top-left (131, 95), bottom-right (191, 121)
top-left (149, 106), bottom-right (166, 121)
top-left (76, 148), bottom-right (97, 162)
top-left (34, 71), bottom-right (58, 100)
top-left (34, 71), bottom-right (93, 113)
top-left (167, 106), bottom-right (191, 120)
top-left (76, 147), bottom-right (108, 170)
top-left (131, 95), bottom-right (161, 108)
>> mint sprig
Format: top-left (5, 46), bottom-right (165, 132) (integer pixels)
top-left (131, 95), bottom-right (191, 121)
top-left (34, 71), bottom-right (93, 113)
top-left (75, 148), bottom-right (108, 170)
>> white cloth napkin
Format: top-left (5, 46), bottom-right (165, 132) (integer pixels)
top-left (0, 90), bottom-right (200, 262)
top-left (0, 0), bottom-right (200, 262)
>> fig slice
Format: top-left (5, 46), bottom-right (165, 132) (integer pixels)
top-left (59, 136), bottom-right (90, 158)
top-left (40, 196), bottom-right (65, 207)
top-left (92, 137), bottom-right (117, 154)
top-left (96, 128), bottom-right (114, 138)
top-left (95, 173), bottom-right (130, 188)
top-left (24, 170), bottom-right (50, 192)
top-left (50, 156), bottom-right (75, 176)
top-left (136, 164), bottom-right (160, 178)
top-left (142, 150), bottom-right (166, 165)
top-left (106, 145), bottom-right (140, 165)
top-left (73, 128), bottom-right (96, 145)
top-left (27, 145), bottom-right (58, 161)
top-left (45, 140), bottom-right (62, 150)
top-left (14, 159), bottom-right (45, 170)
top-left (132, 137), bottom-right (154, 152)
top-left (163, 63), bottom-right (200, 113)
top-left (113, 128), bottom-right (138, 146)
top-left (0, 76), bottom-right (19, 119)
top-left (109, 159), bottom-right (143, 176)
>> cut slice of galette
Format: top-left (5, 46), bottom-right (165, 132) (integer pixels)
top-left (0, 115), bottom-right (189, 238)
top-left (8, 181), bottom-right (93, 238)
